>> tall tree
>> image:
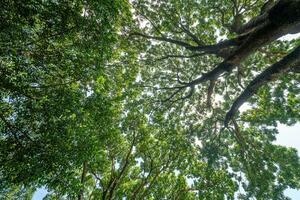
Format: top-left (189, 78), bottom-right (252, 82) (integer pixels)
top-left (0, 0), bottom-right (300, 199)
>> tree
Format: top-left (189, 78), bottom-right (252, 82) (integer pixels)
top-left (131, 0), bottom-right (300, 125)
top-left (129, 0), bottom-right (300, 198)
top-left (0, 185), bottom-right (35, 200)
top-left (0, 0), bottom-right (138, 198)
top-left (0, 0), bottom-right (300, 199)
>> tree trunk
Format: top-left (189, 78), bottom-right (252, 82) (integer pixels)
top-left (78, 161), bottom-right (88, 200)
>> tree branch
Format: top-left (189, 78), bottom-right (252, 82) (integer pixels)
top-left (130, 32), bottom-right (198, 50)
top-left (207, 80), bottom-right (216, 108)
top-left (179, 21), bottom-right (204, 45)
top-left (105, 133), bottom-right (137, 200)
top-left (156, 53), bottom-right (205, 61)
top-left (130, 32), bottom-right (244, 57)
top-left (225, 45), bottom-right (300, 126)
top-left (131, 158), bottom-right (155, 200)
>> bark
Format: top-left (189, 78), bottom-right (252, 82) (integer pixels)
top-left (292, 65), bottom-right (300, 73)
top-left (225, 45), bottom-right (300, 126)
top-left (238, 13), bottom-right (268, 34)
top-left (135, 0), bottom-right (300, 128)
top-left (78, 161), bottom-right (88, 200)
top-left (130, 32), bottom-right (243, 57)
top-left (167, 0), bottom-right (300, 110)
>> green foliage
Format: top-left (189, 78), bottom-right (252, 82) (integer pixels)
top-left (1, 0), bottom-right (299, 200)
top-left (0, 185), bottom-right (35, 200)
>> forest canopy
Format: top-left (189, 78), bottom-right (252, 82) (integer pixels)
top-left (0, 0), bottom-right (300, 199)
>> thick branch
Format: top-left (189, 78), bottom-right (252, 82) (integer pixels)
top-left (130, 32), bottom-right (244, 57)
top-left (225, 45), bottom-right (300, 126)
top-left (236, 13), bottom-right (269, 34)
top-left (292, 65), bottom-right (300, 73)
top-left (187, 4), bottom-right (300, 89)
top-left (138, 0), bottom-right (300, 114)
top-left (207, 80), bottom-right (216, 108)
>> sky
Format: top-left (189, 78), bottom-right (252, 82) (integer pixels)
top-left (270, 33), bottom-right (300, 199)
top-left (276, 124), bottom-right (300, 199)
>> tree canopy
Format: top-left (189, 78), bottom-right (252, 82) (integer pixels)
top-left (0, 0), bottom-right (300, 199)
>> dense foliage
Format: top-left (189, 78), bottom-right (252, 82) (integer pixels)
top-left (0, 0), bottom-right (299, 199)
